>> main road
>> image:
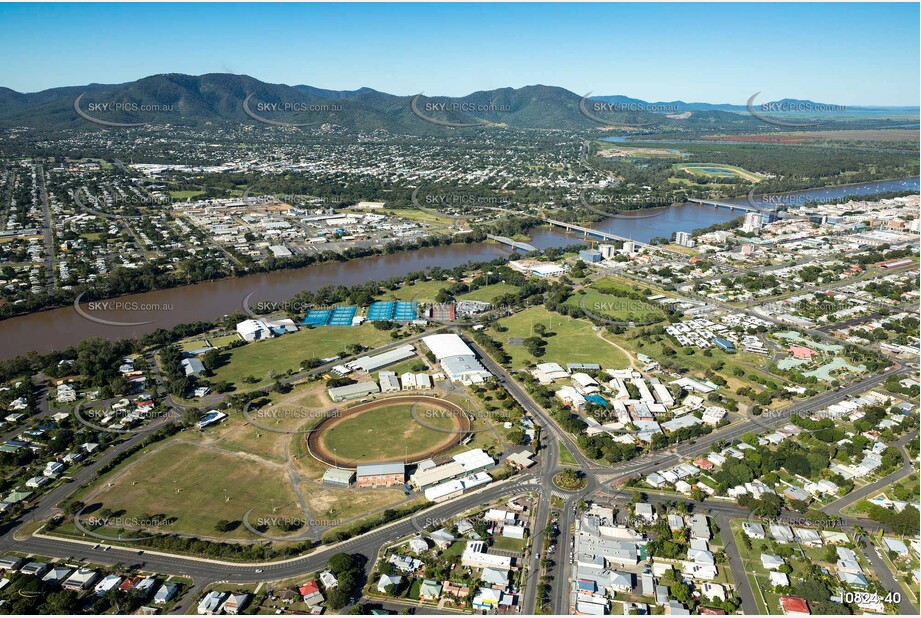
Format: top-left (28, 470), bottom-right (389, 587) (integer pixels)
top-left (460, 330), bottom-right (596, 615)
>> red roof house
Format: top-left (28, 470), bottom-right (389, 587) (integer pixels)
top-left (788, 346), bottom-right (819, 360)
top-left (781, 595), bottom-right (810, 615)
top-left (298, 581), bottom-right (321, 600)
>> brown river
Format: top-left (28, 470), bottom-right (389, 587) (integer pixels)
top-left (3, 176), bottom-right (915, 360)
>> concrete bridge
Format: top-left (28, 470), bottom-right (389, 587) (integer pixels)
top-left (486, 234), bottom-right (537, 252)
top-left (545, 219), bottom-right (690, 258)
top-left (545, 219), bottom-right (647, 245)
top-left (686, 198), bottom-right (766, 213)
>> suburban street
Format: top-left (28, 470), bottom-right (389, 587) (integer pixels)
top-left (855, 533), bottom-right (919, 614)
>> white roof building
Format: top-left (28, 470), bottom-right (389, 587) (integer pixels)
top-left (462, 540), bottom-right (513, 570)
top-left (94, 575), bottom-right (123, 596)
top-left (236, 319), bottom-right (274, 342)
top-left (423, 333), bottom-right (476, 358)
top-left (422, 334), bottom-right (492, 383)
top-left (198, 591), bottom-right (227, 615)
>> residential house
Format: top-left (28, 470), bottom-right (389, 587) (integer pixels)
top-left (197, 591), bottom-right (227, 615)
top-left (780, 595), bottom-right (810, 616)
top-left (220, 593), bottom-right (250, 615)
top-left (377, 574), bottom-right (402, 594)
top-left (419, 579), bottom-right (442, 602)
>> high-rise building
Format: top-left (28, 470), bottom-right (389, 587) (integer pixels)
top-left (742, 212), bottom-right (764, 233)
top-left (599, 244), bottom-right (618, 259)
top-left (674, 231), bottom-right (693, 247)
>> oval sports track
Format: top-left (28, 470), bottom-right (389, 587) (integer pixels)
top-left (306, 395), bottom-right (472, 468)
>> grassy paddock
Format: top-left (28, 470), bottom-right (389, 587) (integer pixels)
top-left (458, 282), bottom-right (520, 303)
top-left (80, 442), bottom-right (300, 539)
top-left (492, 306), bottom-right (629, 369)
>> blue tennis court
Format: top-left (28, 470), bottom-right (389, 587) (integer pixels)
top-left (302, 309), bottom-right (331, 326)
top-left (367, 301), bottom-right (395, 321)
top-left (328, 306), bottom-right (357, 326)
top-left (303, 306), bottom-right (357, 326)
top-left (393, 301), bottom-right (418, 321)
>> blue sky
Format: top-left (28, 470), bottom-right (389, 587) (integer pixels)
top-left (1, 2), bottom-right (918, 105)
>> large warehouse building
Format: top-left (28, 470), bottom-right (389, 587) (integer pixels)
top-left (328, 381), bottom-right (380, 402)
top-left (348, 344), bottom-right (416, 373)
top-left (421, 334), bottom-right (493, 384)
top-left (356, 462), bottom-right (406, 487)
top-left (409, 448), bottom-right (494, 489)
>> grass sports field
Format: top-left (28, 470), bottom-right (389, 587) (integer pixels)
top-left (384, 208), bottom-right (456, 230)
top-left (209, 325), bottom-right (395, 391)
top-left (169, 190), bottom-right (206, 200)
top-left (378, 279), bottom-right (448, 302)
top-left (312, 398), bottom-right (466, 466)
top-left (457, 282), bottom-right (520, 303)
top-left (492, 306), bottom-right (629, 369)
top-left (67, 381), bottom-right (416, 542)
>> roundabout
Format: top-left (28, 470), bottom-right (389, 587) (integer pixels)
top-left (552, 469), bottom-right (588, 491)
top-left (306, 395), bottom-right (472, 468)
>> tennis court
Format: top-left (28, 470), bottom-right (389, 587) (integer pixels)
top-left (302, 309), bottom-right (331, 326)
top-left (329, 305), bottom-right (357, 326)
top-left (302, 306), bottom-right (357, 326)
top-left (393, 301), bottom-right (418, 321)
top-left (367, 301), bottom-right (395, 321)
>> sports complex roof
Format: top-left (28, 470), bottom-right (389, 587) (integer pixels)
top-left (422, 334), bottom-right (476, 359)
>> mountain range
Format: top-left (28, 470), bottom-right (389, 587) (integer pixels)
top-left (0, 73), bottom-right (915, 133)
